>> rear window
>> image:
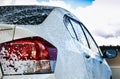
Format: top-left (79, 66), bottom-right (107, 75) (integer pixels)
top-left (0, 6), bottom-right (54, 25)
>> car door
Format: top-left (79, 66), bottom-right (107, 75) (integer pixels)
top-left (65, 16), bottom-right (89, 79)
top-left (64, 15), bottom-right (111, 79)
top-left (63, 15), bottom-right (90, 79)
top-left (81, 24), bottom-right (111, 79)
top-left (66, 17), bottom-right (97, 79)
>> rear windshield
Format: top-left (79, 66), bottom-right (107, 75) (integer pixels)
top-left (0, 6), bottom-right (54, 25)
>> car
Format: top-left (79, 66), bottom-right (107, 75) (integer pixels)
top-left (0, 5), bottom-right (117, 79)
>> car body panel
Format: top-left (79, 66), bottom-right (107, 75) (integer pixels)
top-left (0, 24), bottom-right (14, 43)
top-left (83, 46), bottom-right (111, 79)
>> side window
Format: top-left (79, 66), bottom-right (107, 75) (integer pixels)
top-left (64, 15), bottom-right (88, 47)
top-left (69, 19), bottom-right (88, 47)
top-left (81, 24), bottom-right (99, 53)
top-left (64, 16), bottom-right (77, 40)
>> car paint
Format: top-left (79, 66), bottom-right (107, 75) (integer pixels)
top-left (0, 24), bottom-right (15, 43)
top-left (0, 6), bottom-right (112, 79)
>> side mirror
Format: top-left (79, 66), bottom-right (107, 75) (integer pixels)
top-left (103, 49), bottom-right (118, 59)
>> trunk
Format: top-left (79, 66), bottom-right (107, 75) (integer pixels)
top-left (0, 24), bottom-right (15, 43)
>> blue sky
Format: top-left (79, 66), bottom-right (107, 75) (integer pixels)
top-left (37, 0), bottom-right (95, 8)
top-left (65, 0), bottom-right (95, 7)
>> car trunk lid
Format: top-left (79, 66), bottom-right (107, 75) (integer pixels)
top-left (0, 24), bottom-right (15, 43)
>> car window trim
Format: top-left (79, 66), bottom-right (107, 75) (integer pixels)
top-left (64, 15), bottom-right (89, 48)
top-left (68, 18), bottom-right (79, 41)
top-left (79, 23), bottom-right (90, 48)
top-left (81, 23), bottom-right (103, 56)
top-left (63, 15), bottom-right (78, 40)
top-left (64, 14), bottom-right (103, 56)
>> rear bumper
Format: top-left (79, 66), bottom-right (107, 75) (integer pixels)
top-left (2, 74), bottom-right (55, 79)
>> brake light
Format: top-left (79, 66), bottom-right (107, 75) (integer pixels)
top-left (0, 37), bottom-right (57, 75)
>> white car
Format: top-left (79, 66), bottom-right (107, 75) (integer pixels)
top-left (0, 5), bottom-right (117, 79)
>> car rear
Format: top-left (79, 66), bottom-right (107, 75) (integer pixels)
top-left (0, 6), bottom-right (57, 79)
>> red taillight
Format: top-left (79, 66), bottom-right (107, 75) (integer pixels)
top-left (0, 37), bottom-right (57, 75)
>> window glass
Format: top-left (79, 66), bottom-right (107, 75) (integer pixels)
top-left (64, 17), bottom-right (77, 40)
top-left (81, 24), bottom-right (99, 53)
top-left (0, 6), bottom-right (54, 25)
top-left (70, 19), bottom-right (88, 47)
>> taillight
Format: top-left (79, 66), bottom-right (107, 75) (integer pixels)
top-left (0, 37), bottom-right (57, 75)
